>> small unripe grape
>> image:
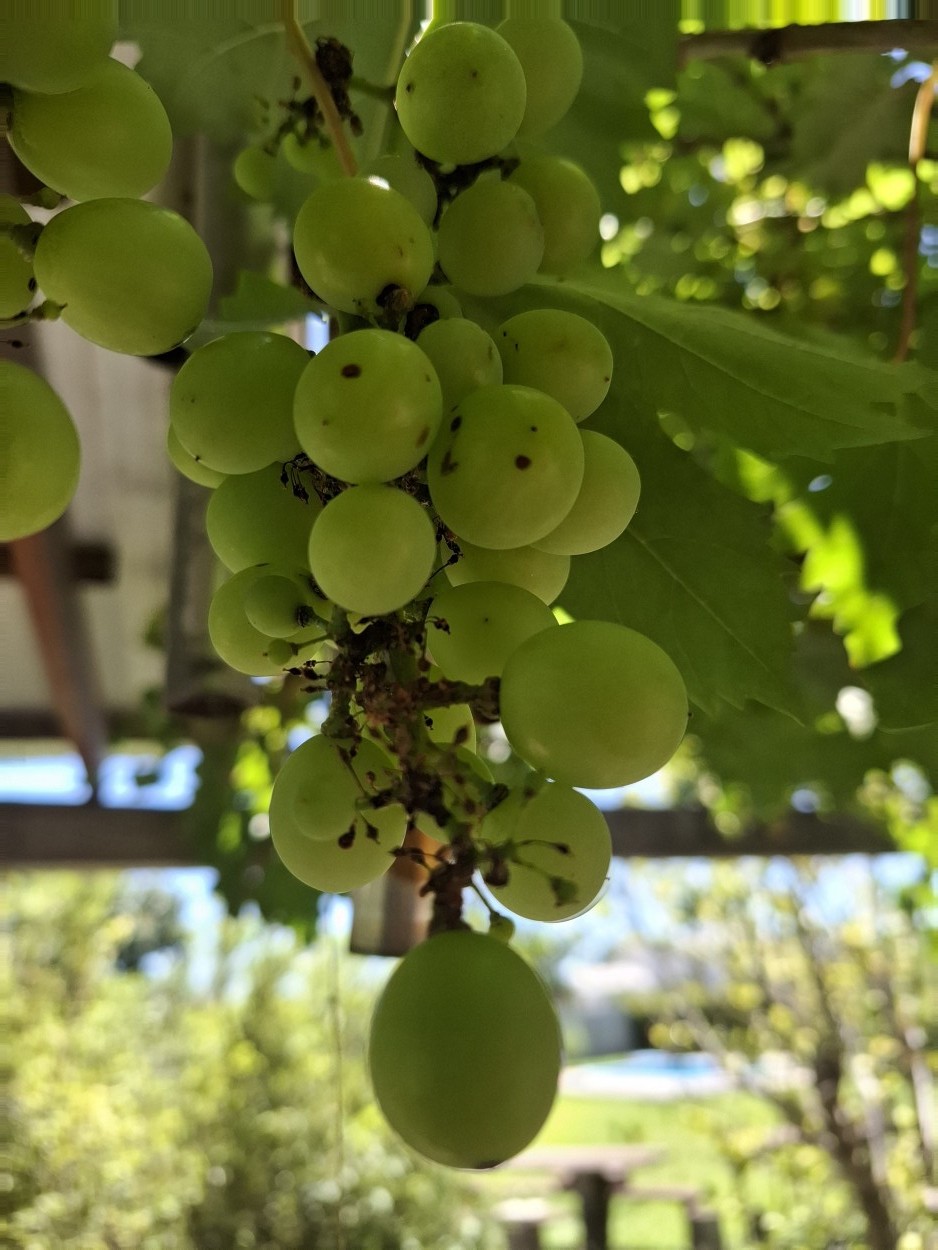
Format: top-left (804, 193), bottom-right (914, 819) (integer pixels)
top-left (206, 463), bottom-right (319, 573)
top-left (443, 538), bottom-right (570, 605)
top-left (293, 179), bottom-right (434, 316)
top-left (369, 931), bottom-right (561, 1168)
top-left (294, 329), bottom-right (442, 484)
top-left (208, 567), bottom-right (288, 678)
top-left (427, 581), bottom-right (555, 683)
top-left (272, 734), bottom-right (398, 843)
top-left (500, 621), bottom-right (689, 789)
top-left (414, 286), bottom-right (462, 321)
top-left (10, 60), bottom-right (172, 202)
top-left (438, 178), bottom-right (543, 297)
top-left (536, 432), bottom-right (641, 556)
top-left (244, 571), bottom-right (313, 637)
top-left (1, 361), bottom-right (80, 542)
top-left (498, 309), bottom-right (613, 422)
top-left (171, 332), bottom-right (306, 475)
top-left (497, 18), bottom-right (583, 136)
top-left (0, 2), bottom-right (117, 94)
top-left (282, 132), bottom-right (341, 178)
top-left (417, 318), bottom-right (502, 410)
top-left (427, 384), bottom-right (584, 550)
top-left (308, 485), bottom-right (436, 616)
top-left (422, 702), bottom-right (477, 752)
top-left (361, 154), bottom-right (437, 225)
top-left (33, 199), bottom-right (212, 357)
top-left (396, 23), bottom-right (526, 166)
top-left (510, 157), bottom-right (600, 274)
top-left (0, 196), bottom-right (35, 319)
top-left (166, 426), bottom-right (226, 489)
top-left (233, 145), bottom-right (278, 201)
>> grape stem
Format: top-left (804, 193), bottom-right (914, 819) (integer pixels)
top-left (280, 0), bottom-right (358, 176)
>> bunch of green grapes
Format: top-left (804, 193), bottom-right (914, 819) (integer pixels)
top-left (1, 7), bottom-right (211, 541)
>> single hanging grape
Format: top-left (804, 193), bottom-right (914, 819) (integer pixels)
top-left (496, 18), bottom-right (583, 136)
top-left (395, 22), bottom-right (526, 166)
top-left (427, 581), bottom-right (555, 683)
top-left (535, 431), bottom-right (641, 556)
top-left (360, 154), bottom-right (438, 225)
top-left (416, 318), bottom-right (503, 410)
top-left (510, 156), bottom-right (601, 274)
top-left (206, 463), bottom-right (319, 573)
top-left (0, 2), bottom-right (118, 94)
top-left (443, 538), bottom-right (570, 605)
top-left (207, 567), bottom-right (287, 678)
top-left (437, 178), bottom-right (544, 297)
top-left (270, 734), bottom-right (400, 844)
top-left (1, 362), bottom-right (80, 542)
top-left (166, 426), bottom-right (226, 489)
top-left (497, 309), bottom-right (613, 422)
top-left (368, 930), bottom-right (562, 1168)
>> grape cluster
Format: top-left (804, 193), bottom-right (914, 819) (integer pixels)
top-left (1, 3), bottom-right (212, 541)
top-left (170, 19), bottom-right (689, 1169)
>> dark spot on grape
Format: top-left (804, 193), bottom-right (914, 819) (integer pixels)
top-left (27, 278), bottom-right (37, 291)
top-left (405, 82), bottom-right (414, 93)
top-left (450, 415), bottom-right (462, 431)
top-left (416, 426), bottom-right (430, 446)
top-left (470, 69), bottom-right (479, 79)
top-left (322, 418), bottom-right (331, 426)
top-left (424, 374), bottom-right (432, 383)
top-left (603, 375), bottom-right (610, 382)
top-left (441, 449), bottom-right (459, 475)
top-left (530, 426), bottom-right (538, 432)
top-left (341, 363), bottom-right (361, 377)
top-left (515, 455), bottom-right (532, 469)
top-left (338, 828), bottom-right (356, 849)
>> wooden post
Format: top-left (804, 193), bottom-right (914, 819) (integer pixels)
top-left (689, 1209), bottom-right (724, 1250)
top-left (572, 1171), bottom-right (614, 1250)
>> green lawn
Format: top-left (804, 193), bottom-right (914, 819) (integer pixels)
top-left (479, 1090), bottom-right (781, 1250)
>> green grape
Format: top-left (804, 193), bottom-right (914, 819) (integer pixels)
top-left (282, 132), bottom-right (341, 178)
top-left (423, 702), bottom-right (477, 752)
top-left (536, 432), bottom-right (641, 556)
top-left (10, 60), bottom-right (172, 202)
top-left (0, 2), bottom-right (117, 93)
top-left (498, 309), bottom-right (612, 422)
top-left (206, 463), bottom-right (320, 572)
top-left (427, 384), bottom-right (584, 550)
top-left (270, 738), bottom-right (405, 892)
top-left (437, 178), bottom-right (543, 297)
top-left (427, 581), bottom-right (555, 683)
top-left (500, 621), bottom-right (689, 789)
top-left (0, 196), bottom-right (35, 319)
top-left (395, 22), bottom-right (526, 166)
top-left (266, 637), bottom-right (294, 669)
top-left (32, 199), bottom-right (212, 356)
top-left (294, 329), bottom-right (442, 484)
top-left (361, 154), bottom-right (437, 225)
top-left (417, 317), bottom-right (502, 410)
top-left (207, 566), bottom-right (285, 677)
top-left (443, 538), bottom-right (570, 605)
top-left (271, 734), bottom-right (399, 843)
top-left (307, 485), bottom-right (436, 616)
top-left (233, 145), bottom-right (278, 201)
top-left (293, 179), bottom-right (434, 316)
top-left (0, 361), bottom-right (80, 542)
top-left (171, 332), bottom-right (306, 475)
top-left (165, 425), bottom-right (226, 489)
top-left (496, 18), bottom-right (583, 137)
top-left (483, 783), bottom-right (611, 922)
top-left (369, 930), bottom-right (561, 1168)
top-left (510, 157), bottom-right (600, 274)
top-left (244, 570), bottom-right (314, 637)
top-left (414, 286), bottom-right (462, 321)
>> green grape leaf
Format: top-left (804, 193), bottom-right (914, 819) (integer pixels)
top-left (677, 59), bottom-right (780, 145)
top-left (217, 271), bottom-right (322, 328)
top-left (495, 275), bottom-right (929, 460)
top-left (560, 420), bottom-right (801, 719)
top-left (862, 597), bottom-right (938, 730)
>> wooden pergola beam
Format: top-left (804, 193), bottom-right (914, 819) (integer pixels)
top-left (678, 19), bottom-right (938, 68)
top-left (8, 516), bottom-right (108, 782)
top-left (0, 803), bottom-right (896, 869)
top-left (0, 540), bottom-right (116, 583)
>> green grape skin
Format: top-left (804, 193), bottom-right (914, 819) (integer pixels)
top-left (282, 132), bottom-right (341, 179)
top-left (369, 930), bottom-right (561, 1169)
top-left (171, 332), bottom-right (306, 475)
top-left (266, 637), bottom-right (294, 669)
top-left (496, 18), bottom-right (583, 137)
top-left (206, 463), bottom-right (320, 573)
top-left (32, 199), bottom-right (212, 356)
top-left (427, 384), bottom-right (584, 550)
top-left (272, 734), bottom-right (400, 843)
top-left (414, 286), bottom-right (462, 322)
top-left (0, 196), bottom-right (35, 319)
top-left (233, 145), bottom-right (278, 201)
top-left (395, 22), bottom-right (526, 166)
top-left (443, 538), bottom-right (570, 605)
top-left (536, 432), bottom-right (641, 556)
top-left (361, 154), bottom-right (437, 225)
top-left (416, 746), bottom-right (492, 845)
top-left (207, 566), bottom-right (286, 678)
top-left (509, 157), bottom-right (600, 275)
top-left (243, 570), bottom-right (314, 638)
top-left (10, 60), bottom-right (172, 202)
top-left (0, 361), bottom-right (80, 542)
top-left (270, 738), bottom-right (405, 892)
top-left (483, 783), bottom-right (611, 922)
top-left (165, 425), bottom-right (226, 489)
top-left (0, 2), bottom-right (117, 93)
top-left (294, 329), bottom-right (442, 484)
top-left (293, 179), bottom-right (434, 316)
top-left (498, 310), bottom-right (613, 423)
top-left (422, 702), bottom-right (477, 753)
top-left (417, 317), bottom-right (502, 410)
top-left (307, 485), bottom-right (436, 616)
top-left (437, 178), bottom-right (543, 297)
top-left (500, 621), bottom-right (689, 789)
top-left (427, 581), bottom-right (555, 683)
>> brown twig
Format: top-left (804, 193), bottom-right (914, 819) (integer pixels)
top-left (894, 62), bottom-right (936, 363)
top-left (280, 0), bottom-right (358, 176)
top-left (679, 20), bottom-right (938, 69)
